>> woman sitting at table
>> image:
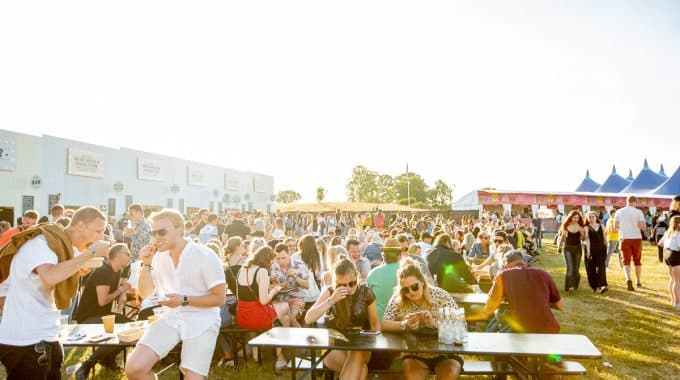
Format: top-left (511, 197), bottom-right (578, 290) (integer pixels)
top-left (467, 232), bottom-right (492, 264)
top-left (304, 258), bottom-right (380, 380)
top-left (382, 258), bottom-right (463, 380)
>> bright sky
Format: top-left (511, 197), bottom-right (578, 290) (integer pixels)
top-left (1, 1), bottom-right (678, 202)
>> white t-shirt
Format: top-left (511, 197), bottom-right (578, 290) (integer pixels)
top-left (150, 238), bottom-right (226, 340)
top-left (198, 224), bottom-right (218, 244)
top-left (0, 235), bottom-right (60, 345)
top-left (614, 206), bottom-right (645, 240)
top-left (271, 229), bottom-right (285, 240)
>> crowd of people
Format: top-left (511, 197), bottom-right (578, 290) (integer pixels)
top-left (0, 195), bottom-right (678, 379)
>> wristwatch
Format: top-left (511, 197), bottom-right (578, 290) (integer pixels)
top-left (182, 295), bottom-right (189, 307)
top-left (400, 320), bottom-right (408, 331)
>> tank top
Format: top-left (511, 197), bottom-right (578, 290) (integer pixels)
top-left (587, 224), bottom-right (605, 248)
top-left (237, 267), bottom-right (263, 302)
top-left (565, 230), bottom-right (582, 246)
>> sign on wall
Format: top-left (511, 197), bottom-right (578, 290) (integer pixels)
top-left (0, 136), bottom-right (17, 172)
top-left (224, 172), bottom-right (239, 191)
top-left (138, 157), bottom-right (164, 181)
top-left (67, 148), bottom-right (104, 178)
top-left (22, 195), bottom-right (34, 213)
top-left (187, 165), bottom-right (208, 187)
top-left (253, 175), bottom-right (267, 193)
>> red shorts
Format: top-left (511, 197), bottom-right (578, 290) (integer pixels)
top-left (236, 300), bottom-right (277, 330)
top-left (621, 239), bottom-right (642, 266)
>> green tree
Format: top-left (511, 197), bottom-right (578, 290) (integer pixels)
top-left (346, 166), bottom-right (398, 203)
top-left (428, 179), bottom-right (454, 210)
top-left (275, 190), bottom-right (302, 204)
top-left (394, 172), bottom-right (429, 205)
top-left (316, 187), bottom-right (326, 203)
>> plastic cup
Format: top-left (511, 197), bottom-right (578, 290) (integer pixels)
top-left (102, 315), bottom-right (115, 333)
top-left (59, 315), bottom-right (69, 336)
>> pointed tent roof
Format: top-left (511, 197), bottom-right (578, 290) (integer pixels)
top-left (654, 165), bottom-right (680, 196)
top-left (595, 165), bottom-right (630, 193)
top-left (659, 164), bottom-right (668, 178)
top-left (452, 190), bottom-right (480, 211)
top-left (575, 169), bottom-right (601, 192)
top-left (621, 159), bottom-right (665, 194)
top-left (626, 169), bottom-right (634, 181)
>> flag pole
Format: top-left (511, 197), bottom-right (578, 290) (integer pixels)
top-left (406, 163), bottom-right (411, 207)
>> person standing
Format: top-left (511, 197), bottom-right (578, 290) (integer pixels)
top-left (614, 196), bottom-right (647, 291)
top-left (652, 216), bottom-right (669, 263)
top-left (125, 209), bottom-right (226, 380)
top-left (0, 207), bottom-right (111, 380)
top-left (584, 212), bottom-right (608, 293)
top-left (124, 204), bottom-right (151, 261)
top-left (225, 211), bottom-right (251, 239)
top-left (660, 215), bottom-right (680, 309)
top-left (0, 210), bottom-right (39, 248)
top-left (604, 209), bottom-right (621, 269)
top-left (532, 215), bottom-right (543, 250)
top-left (557, 210), bottom-right (586, 293)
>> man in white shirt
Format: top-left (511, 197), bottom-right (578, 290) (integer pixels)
top-left (614, 196), bottom-right (647, 291)
top-left (0, 206), bottom-right (110, 380)
top-left (125, 209), bottom-right (226, 380)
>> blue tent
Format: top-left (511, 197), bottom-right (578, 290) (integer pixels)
top-left (621, 159), bottom-right (666, 194)
top-left (659, 164), bottom-right (668, 178)
top-left (575, 170), bottom-right (601, 192)
top-left (626, 169), bottom-right (634, 181)
top-left (595, 165), bottom-right (630, 193)
top-left (654, 165), bottom-right (680, 196)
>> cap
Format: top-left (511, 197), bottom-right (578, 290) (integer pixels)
top-left (504, 249), bottom-right (526, 264)
top-left (504, 223), bottom-right (515, 231)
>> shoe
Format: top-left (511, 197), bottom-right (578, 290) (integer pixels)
top-left (274, 359), bottom-right (288, 375)
top-left (637, 282), bottom-right (643, 288)
top-left (567, 287), bottom-right (574, 293)
top-left (75, 364), bottom-right (92, 380)
top-left (217, 358), bottom-right (235, 367)
top-left (627, 280), bottom-right (634, 291)
top-left (599, 286), bottom-right (608, 294)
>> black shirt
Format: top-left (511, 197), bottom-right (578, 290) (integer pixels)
top-left (74, 262), bottom-right (121, 322)
top-left (225, 220), bottom-right (251, 239)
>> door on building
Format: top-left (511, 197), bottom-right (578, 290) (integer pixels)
top-left (0, 207), bottom-right (14, 226)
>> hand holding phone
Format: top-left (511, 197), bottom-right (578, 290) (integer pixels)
top-left (359, 330), bottom-right (380, 335)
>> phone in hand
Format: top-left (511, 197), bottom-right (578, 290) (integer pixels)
top-left (359, 330), bottom-right (380, 335)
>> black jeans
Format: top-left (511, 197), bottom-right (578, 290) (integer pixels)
top-left (81, 314), bottom-right (131, 368)
top-left (563, 244), bottom-right (582, 290)
top-left (0, 340), bottom-right (63, 380)
top-left (585, 253), bottom-right (607, 290)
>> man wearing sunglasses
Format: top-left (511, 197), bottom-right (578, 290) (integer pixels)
top-left (125, 209), bottom-right (226, 380)
top-left (0, 206), bottom-right (111, 380)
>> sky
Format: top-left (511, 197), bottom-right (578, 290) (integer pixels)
top-left (1, 1), bottom-right (678, 202)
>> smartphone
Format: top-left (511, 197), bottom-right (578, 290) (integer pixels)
top-left (359, 330), bottom-right (380, 335)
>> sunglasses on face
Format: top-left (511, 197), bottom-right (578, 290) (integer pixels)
top-left (35, 341), bottom-right (48, 366)
top-left (336, 280), bottom-right (357, 288)
top-left (151, 227), bottom-right (174, 238)
top-left (493, 239), bottom-right (503, 243)
top-left (400, 283), bottom-right (420, 294)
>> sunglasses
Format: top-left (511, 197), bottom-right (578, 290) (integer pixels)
top-left (493, 239), bottom-right (504, 243)
top-left (151, 227), bottom-right (174, 238)
top-left (400, 283), bottom-right (420, 294)
top-left (35, 341), bottom-right (48, 366)
top-left (336, 280), bottom-right (357, 288)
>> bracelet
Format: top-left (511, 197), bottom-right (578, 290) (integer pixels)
top-left (88, 246), bottom-right (96, 258)
top-left (326, 298), bottom-right (334, 307)
top-left (141, 263), bottom-right (153, 271)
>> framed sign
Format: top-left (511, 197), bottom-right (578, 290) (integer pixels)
top-left (22, 195), bottom-right (34, 213)
top-left (107, 198), bottom-right (116, 216)
top-left (138, 157), bottom-right (165, 181)
top-left (187, 165), bottom-right (208, 187)
top-left (67, 148), bottom-right (104, 178)
top-left (224, 172), bottom-right (240, 191)
top-left (0, 136), bottom-right (16, 172)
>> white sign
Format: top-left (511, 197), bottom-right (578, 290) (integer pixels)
top-left (225, 172), bottom-right (239, 191)
top-left (0, 136), bottom-right (16, 172)
top-left (253, 175), bottom-right (267, 193)
top-left (67, 148), bottom-right (104, 178)
top-left (138, 156), bottom-right (164, 181)
top-left (187, 165), bottom-right (208, 187)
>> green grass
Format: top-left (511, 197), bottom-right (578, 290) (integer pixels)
top-left (2, 239), bottom-right (678, 379)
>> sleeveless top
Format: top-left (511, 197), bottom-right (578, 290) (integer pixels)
top-left (565, 230), bottom-right (582, 246)
top-left (587, 224), bottom-right (606, 250)
top-left (237, 267), bottom-right (263, 302)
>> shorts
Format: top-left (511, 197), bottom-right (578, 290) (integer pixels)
top-left (402, 354), bottom-right (464, 372)
top-left (138, 319), bottom-right (219, 377)
top-left (665, 250), bottom-right (680, 267)
top-left (236, 300), bottom-right (277, 330)
top-left (621, 239), bottom-right (642, 266)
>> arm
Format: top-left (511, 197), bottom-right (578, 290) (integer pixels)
top-left (584, 227), bottom-right (591, 259)
top-left (35, 241), bottom-right (109, 288)
top-left (136, 245), bottom-right (156, 299)
top-left (257, 269), bottom-right (281, 305)
top-left (367, 301), bottom-right (380, 332)
top-left (468, 275), bottom-right (504, 322)
top-left (304, 288), bottom-right (335, 325)
top-left (551, 299), bottom-right (564, 311)
top-left (96, 282), bottom-right (131, 307)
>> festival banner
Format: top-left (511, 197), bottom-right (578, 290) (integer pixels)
top-left (137, 156), bottom-right (164, 181)
top-left (67, 148), bottom-right (104, 178)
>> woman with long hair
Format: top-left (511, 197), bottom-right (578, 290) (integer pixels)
top-left (304, 258), bottom-right (379, 380)
top-left (660, 215), bottom-right (680, 309)
top-left (584, 212), bottom-right (608, 293)
top-left (295, 234), bottom-right (323, 308)
top-left (381, 258), bottom-right (463, 379)
top-left (558, 210), bottom-right (586, 293)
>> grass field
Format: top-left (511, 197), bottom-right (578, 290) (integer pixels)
top-left (2, 238), bottom-right (678, 379)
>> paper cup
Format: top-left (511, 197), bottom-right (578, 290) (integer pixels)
top-left (102, 315), bottom-right (115, 333)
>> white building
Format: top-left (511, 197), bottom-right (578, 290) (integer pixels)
top-left (0, 129), bottom-right (275, 224)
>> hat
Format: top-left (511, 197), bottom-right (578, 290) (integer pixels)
top-left (493, 231), bottom-right (508, 241)
top-left (504, 223), bottom-right (515, 231)
top-left (381, 238), bottom-right (402, 252)
top-left (504, 249), bottom-right (526, 264)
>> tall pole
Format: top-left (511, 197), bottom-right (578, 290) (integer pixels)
top-left (406, 163), bottom-right (411, 207)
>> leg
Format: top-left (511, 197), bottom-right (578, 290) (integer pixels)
top-left (125, 344), bottom-right (161, 380)
top-left (339, 350), bottom-right (370, 380)
top-left (573, 248), bottom-right (582, 290)
top-left (633, 240), bottom-right (643, 285)
top-left (584, 256), bottom-right (597, 291)
top-left (658, 245), bottom-right (664, 263)
top-left (323, 350), bottom-right (347, 378)
top-left (671, 266), bottom-right (680, 305)
top-left (563, 247), bottom-right (574, 291)
top-left (596, 254), bottom-right (608, 288)
top-left (180, 326), bottom-right (219, 379)
top-left (621, 240), bottom-right (632, 283)
top-left (434, 358), bottom-right (462, 380)
top-left (402, 358), bottom-right (431, 380)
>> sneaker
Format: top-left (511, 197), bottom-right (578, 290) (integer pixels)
top-left (568, 287), bottom-right (575, 293)
top-left (637, 282), bottom-right (643, 288)
top-left (600, 286), bottom-right (608, 294)
top-left (627, 280), bottom-right (634, 291)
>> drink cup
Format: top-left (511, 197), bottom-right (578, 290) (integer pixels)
top-left (59, 315), bottom-right (69, 336)
top-left (102, 315), bottom-right (115, 333)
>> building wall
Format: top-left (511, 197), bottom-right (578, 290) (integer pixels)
top-left (0, 130), bottom-right (274, 223)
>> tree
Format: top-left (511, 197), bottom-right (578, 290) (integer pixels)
top-left (316, 187), bottom-right (326, 203)
top-left (428, 179), bottom-right (454, 210)
top-left (275, 190), bottom-right (302, 204)
top-left (394, 172), bottom-right (429, 205)
top-left (346, 166), bottom-right (398, 203)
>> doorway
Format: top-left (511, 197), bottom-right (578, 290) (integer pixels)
top-left (0, 207), bottom-right (15, 226)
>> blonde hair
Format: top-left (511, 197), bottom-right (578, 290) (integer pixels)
top-left (394, 257), bottom-right (434, 314)
top-left (149, 209), bottom-right (185, 229)
top-left (671, 199), bottom-right (680, 213)
top-left (326, 245), bottom-right (348, 271)
top-left (663, 216), bottom-right (680, 240)
top-left (69, 206), bottom-right (106, 227)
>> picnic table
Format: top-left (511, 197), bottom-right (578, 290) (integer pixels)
top-left (249, 327), bottom-right (601, 380)
top-left (449, 292), bottom-right (489, 305)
